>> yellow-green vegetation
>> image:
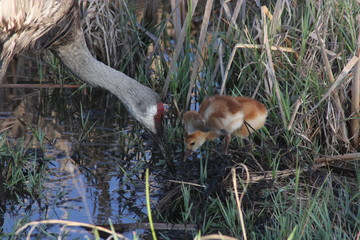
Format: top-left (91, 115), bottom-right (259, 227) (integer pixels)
top-left (0, 132), bottom-right (48, 201)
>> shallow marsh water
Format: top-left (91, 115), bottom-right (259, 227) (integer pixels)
top-left (0, 89), bottom-right (169, 239)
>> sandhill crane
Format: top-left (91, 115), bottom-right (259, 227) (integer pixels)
top-left (0, 0), bottom-right (175, 172)
top-left (0, 0), bottom-right (165, 135)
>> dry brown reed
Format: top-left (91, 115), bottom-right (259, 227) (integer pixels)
top-left (162, 0), bottom-right (199, 98)
top-left (200, 234), bottom-right (239, 240)
top-left (82, 0), bottom-right (153, 77)
top-left (15, 219), bottom-right (127, 240)
top-left (350, 14), bottom-right (360, 147)
top-left (231, 164), bottom-right (249, 240)
top-left (185, 0), bottom-right (214, 107)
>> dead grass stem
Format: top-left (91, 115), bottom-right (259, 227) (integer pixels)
top-left (231, 164), bottom-right (249, 240)
top-left (185, 0), bottom-right (214, 107)
top-left (350, 14), bottom-right (360, 147)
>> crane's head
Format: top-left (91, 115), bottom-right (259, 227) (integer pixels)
top-left (136, 101), bottom-right (165, 136)
top-left (140, 101), bottom-right (176, 173)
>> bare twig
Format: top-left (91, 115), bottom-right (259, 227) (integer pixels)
top-left (168, 179), bottom-right (206, 188)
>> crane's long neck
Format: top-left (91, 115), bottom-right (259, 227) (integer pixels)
top-left (54, 29), bottom-right (160, 132)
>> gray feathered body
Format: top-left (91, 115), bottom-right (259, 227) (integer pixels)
top-left (0, 0), bottom-right (163, 134)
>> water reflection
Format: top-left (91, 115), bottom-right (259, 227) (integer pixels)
top-left (0, 89), bottom-right (162, 238)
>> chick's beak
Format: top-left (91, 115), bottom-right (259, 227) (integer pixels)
top-left (183, 150), bottom-right (193, 162)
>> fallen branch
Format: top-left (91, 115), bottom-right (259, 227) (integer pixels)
top-left (234, 153), bottom-right (360, 183)
top-left (314, 153), bottom-right (360, 164)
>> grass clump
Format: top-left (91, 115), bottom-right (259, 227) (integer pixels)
top-left (0, 134), bottom-right (48, 203)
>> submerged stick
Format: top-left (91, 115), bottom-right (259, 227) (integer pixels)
top-left (99, 222), bottom-right (197, 232)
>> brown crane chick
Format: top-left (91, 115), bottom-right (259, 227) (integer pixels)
top-left (183, 110), bottom-right (218, 160)
top-left (183, 95), bottom-right (267, 159)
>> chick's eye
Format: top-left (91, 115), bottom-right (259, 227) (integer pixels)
top-left (190, 142), bottom-right (195, 146)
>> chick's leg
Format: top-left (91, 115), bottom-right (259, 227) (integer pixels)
top-left (222, 132), bottom-right (231, 154)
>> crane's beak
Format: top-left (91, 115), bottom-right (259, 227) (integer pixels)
top-left (151, 127), bottom-right (176, 175)
top-left (152, 102), bottom-right (176, 174)
top-left (152, 133), bottom-right (176, 174)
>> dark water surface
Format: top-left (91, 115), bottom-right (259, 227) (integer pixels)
top-left (0, 89), bottom-right (167, 239)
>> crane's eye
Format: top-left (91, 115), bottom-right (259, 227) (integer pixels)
top-left (155, 114), bottom-right (162, 119)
